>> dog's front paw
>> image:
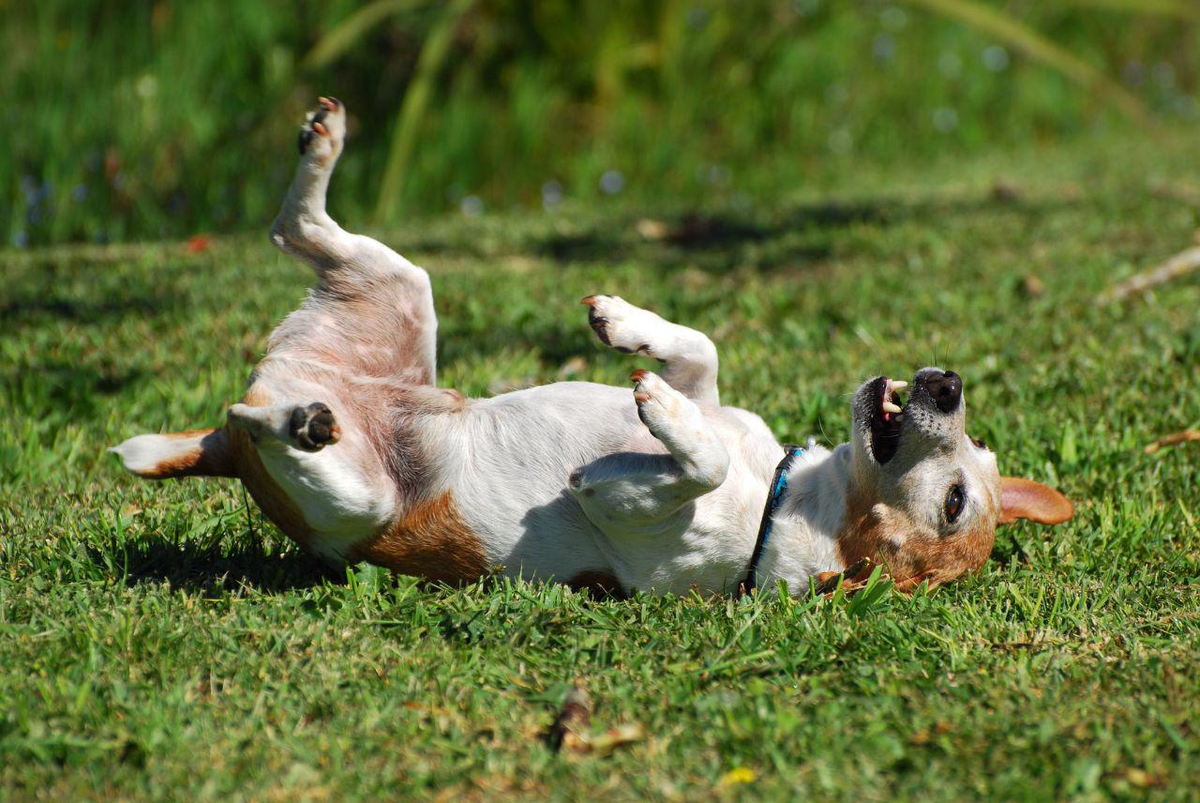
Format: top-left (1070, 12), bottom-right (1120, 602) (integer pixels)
top-left (297, 96), bottom-right (346, 162)
top-left (289, 402), bottom-right (341, 451)
top-left (630, 369), bottom-right (684, 432)
top-left (582, 295), bottom-right (658, 355)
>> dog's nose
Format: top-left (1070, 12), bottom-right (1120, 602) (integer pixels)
top-left (925, 370), bottom-right (962, 413)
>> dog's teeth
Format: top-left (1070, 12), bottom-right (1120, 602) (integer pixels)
top-left (888, 380), bottom-right (908, 391)
top-left (882, 401), bottom-right (902, 414)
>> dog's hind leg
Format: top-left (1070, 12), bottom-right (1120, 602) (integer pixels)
top-left (225, 388), bottom-right (399, 566)
top-left (582, 295), bottom-right (719, 406)
top-left (227, 400), bottom-right (341, 453)
top-left (267, 97), bottom-right (438, 385)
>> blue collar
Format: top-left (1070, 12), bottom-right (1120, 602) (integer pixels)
top-left (738, 444), bottom-right (805, 596)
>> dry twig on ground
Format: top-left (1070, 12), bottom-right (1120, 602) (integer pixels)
top-left (1096, 246), bottom-right (1200, 304)
top-left (1145, 430), bottom-right (1200, 454)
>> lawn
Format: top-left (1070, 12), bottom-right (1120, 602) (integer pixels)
top-left (2, 129), bottom-right (1199, 801)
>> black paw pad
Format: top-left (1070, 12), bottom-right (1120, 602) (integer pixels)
top-left (289, 403), bottom-right (340, 451)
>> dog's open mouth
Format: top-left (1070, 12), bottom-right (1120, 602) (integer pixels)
top-left (869, 376), bottom-right (908, 464)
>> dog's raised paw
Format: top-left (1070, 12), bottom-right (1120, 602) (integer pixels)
top-left (582, 295), bottom-right (655, 355)
top-left (630, 369), bottom-right (682, 431)
top-left (297, 96), bottom-right (346, 161)
top-left (289, 402), bottom-right (341, 451)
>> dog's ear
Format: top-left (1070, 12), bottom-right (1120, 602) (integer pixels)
top-left (110, 427), bottom-right (237, 480)
top-left (999, 477), bottom-right (1073, 525)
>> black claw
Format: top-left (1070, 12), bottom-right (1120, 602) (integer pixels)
top-left (297, 128), bottom-right (315, 155)
top-left (588, 312), bottom-right (612, 345)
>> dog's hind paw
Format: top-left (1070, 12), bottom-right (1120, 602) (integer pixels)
top-left (289, 402), bottom-right (341, 451)
top-left (297, 96), bottom-right (346, 162)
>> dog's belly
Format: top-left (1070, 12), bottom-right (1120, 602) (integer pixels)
top-left (446, 382), bottom-right (642, 582)
top-left (437, 382), bottom-right (782, 591)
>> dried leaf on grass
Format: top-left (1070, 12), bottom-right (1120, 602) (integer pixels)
top-left (582, 724), bottom-right (645, 756)
top-left (546, 682), bottom-right (643, 756)
top-left (1018, 273), bottom-right (1045, 299)
top-left (546, 683), bottom-right (590, 753)
top-left (1121, 768), bottom-right (1166, 789)
top-left (635, 218), bottom-right (670, 241)
top-left (1145, 430), bottom-right (1200, 454)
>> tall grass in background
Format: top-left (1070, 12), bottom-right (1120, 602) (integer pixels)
top-left (3, 0), bottom-right (1197, 246)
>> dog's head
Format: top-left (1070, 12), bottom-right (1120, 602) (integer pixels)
top-left (838, 368), bottom-right (1072, 586)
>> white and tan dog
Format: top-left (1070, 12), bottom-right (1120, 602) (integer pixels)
top-left (112, 98), bottom-right (1072, 597)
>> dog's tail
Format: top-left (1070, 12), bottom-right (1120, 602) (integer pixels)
top-left (110, 427), bottom-right (238, 480)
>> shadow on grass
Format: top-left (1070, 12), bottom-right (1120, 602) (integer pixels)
top-left (535, 202), bottom-right (883, 268)
top-left (405, 191), bottom-right (1070, 272)
top-left (96, 536), bottom-right (337, 593)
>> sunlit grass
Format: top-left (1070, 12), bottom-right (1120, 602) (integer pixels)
top-left (2, 130), bottom-right (1198, 799)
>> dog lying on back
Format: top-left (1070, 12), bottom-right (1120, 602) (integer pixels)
top-left (112, 97), bottom-right (1072, 596)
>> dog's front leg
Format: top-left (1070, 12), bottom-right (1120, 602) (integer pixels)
top-left (582, 295), bottom-right (720, 406)
top-left (569, 370), bottom-right (729, 523)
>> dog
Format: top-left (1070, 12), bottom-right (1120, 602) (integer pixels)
top-left (111, 97), bottom-right (1073, 597)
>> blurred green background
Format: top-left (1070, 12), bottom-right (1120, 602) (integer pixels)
top-left (4, 0), bottom-right (1198, 246)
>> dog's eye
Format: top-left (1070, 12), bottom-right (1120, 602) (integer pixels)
top-left (970, 437), bottom-right (988, 450)
top-left (945, 485), bottom-right (965, 524)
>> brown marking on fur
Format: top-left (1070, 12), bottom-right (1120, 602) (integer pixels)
top-left (351, 492), bottom-right (487, 585)
top-left (226, 425), bottom-right (318, 552)
top-left (230, 368), bottom-right (471, 568)
top-left (137, 428), bottom-right (237, 479)
top-left (567, 570), bottom-right (628, 600)
top-left (836, 492), bottom-right (997, 588)
top-left (440, 388), bottom-right (466, 406)
top-left (227, 385), bottom-right (319, 552)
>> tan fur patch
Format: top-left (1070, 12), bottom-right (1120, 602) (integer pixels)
top-left (836, 494), bottom-right (997, 586)
top-left (228, 385), bottom-right (318, 552)
top-left (567, 570), bottom-right (627, 600)
top-left (351, 492), bottom-right (487, 584)
top-left (139, 428), bottom-right (236, 479)
top-left (227, 425), bottom-right (318, 552)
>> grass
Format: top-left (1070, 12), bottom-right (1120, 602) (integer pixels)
top-left (2, 128), bottom-right (1200, 800)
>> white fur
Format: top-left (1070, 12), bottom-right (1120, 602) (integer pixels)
top-left (109, 433), bottom-right (198, 476)
top-left (256, 439), bottom-right (395, 563)
top-left (227, 400), bottom-right (397, 563)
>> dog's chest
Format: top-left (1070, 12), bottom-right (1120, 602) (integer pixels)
top-left (605, 461), bottom-right (769, 594)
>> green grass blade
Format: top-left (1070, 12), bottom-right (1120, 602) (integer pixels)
top-left (903, 0), bottom-right (1153, 127)
top-left (303, 0), bottom-right (431, 71)
top-left (1067, 0), bottom-right (1200, 20)
top-left (373, 0), bottom-right (474, 224)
